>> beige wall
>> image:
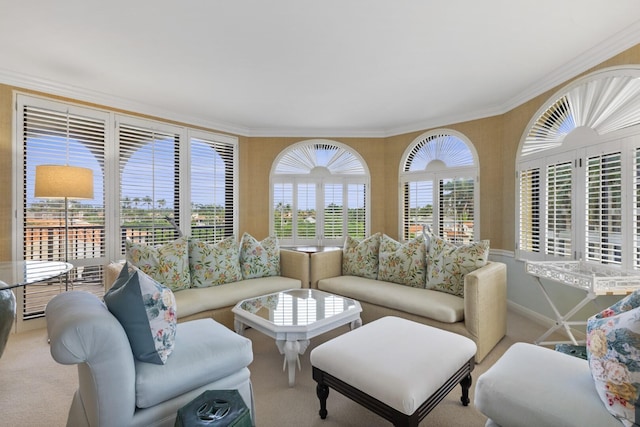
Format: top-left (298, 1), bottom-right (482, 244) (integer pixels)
top-left (2, 44), bottom-right (640, 260)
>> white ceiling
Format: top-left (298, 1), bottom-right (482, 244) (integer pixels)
top-left (2, 1), bottom-right (640, 137)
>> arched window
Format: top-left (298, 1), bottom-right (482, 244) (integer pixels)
top-left (399, 130), bottom-right (479, 243)
top-left (270, 140), bottom-right (370, 246)
top-left (516, 66), bottom-right (640, 270)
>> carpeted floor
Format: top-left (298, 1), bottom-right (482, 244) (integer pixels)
top-left (0, 309), bottom-right (563, 427)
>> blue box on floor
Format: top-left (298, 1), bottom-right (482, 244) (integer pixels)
top-left (175, 389), bottom-right (251, 427)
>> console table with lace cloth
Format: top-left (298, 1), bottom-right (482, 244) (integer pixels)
top-left (525, 260), bottom-right (640, 346)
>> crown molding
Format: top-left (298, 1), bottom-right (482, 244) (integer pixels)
top-left (2, 21), bottom-right (640, 139)
top-left (0, 68), bottom-right (251, 137)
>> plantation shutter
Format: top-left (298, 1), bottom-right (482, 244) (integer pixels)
top-left (347, 183), bottom-right (366, 239)
top-left (545, 161), bottom-right (573, 257)
top-left (403, 180), bottom-right (433, 241)
top-left (273, 182), bottom-right (293, 238)
top-left (323, 183), bottom-right (343, 240)
top-left (439, 177), bottom-right (475, 244)
top-left (518, 167), bottom-right (541, 254)
top-left (190, 134), bottom-right (236, 243)
top-left (118, 121), bottom-right (180, 250)
top-left (586, 151), bottom-right (622, 265)
top-left (634, 147), bottom-right (640, 270)
top-left (21, 102), bottom-right (106, 318)
top-left (296, 183), bottom-right (316, 240)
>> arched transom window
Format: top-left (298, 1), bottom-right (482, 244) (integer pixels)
top-left (517, 66), bottom-right (640, 270)
top-left (271, 140), bottom-right (369, 246)
top-left (400, 130), bottom-right (479, 243)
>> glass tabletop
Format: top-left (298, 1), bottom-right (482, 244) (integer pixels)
top-left (236, 289), bottom-right (359, 327)
top-left (0, 261), bottom-right (73, 289)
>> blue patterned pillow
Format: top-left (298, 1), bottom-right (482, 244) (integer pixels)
top-left (104, 262), bottom-right (177, 365)
top-left (587, 289), bottom-right (640, 426)
top-left (239, 233), bottom-right (280, 279)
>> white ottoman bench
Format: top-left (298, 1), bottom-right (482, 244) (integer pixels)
top-left (309, 316), bottom-right (477, 427)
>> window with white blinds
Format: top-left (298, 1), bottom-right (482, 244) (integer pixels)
top-left (19, 99), bottom-right (107, 319)
top-left (271, 140), bottom-right (369, 246)
top-left (545, 162), bottom-right (573, 258)
top-left (516, 67), bottom-right (640, 270)
top-left (190, 133), bottom-right (237, 243)
top-left (16, 94), bottom-right (238, 323)
top-left (400, 131), bottom-right (479, 243)
top-left (518, 168), bottom-right (540, 253)
top-left (118, 121), bottom-right (181, 248)
top-left (585, 151), bottom-right (622, 265)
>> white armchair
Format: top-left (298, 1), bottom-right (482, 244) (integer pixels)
top-left (45, 291), bottom-right (255, 427)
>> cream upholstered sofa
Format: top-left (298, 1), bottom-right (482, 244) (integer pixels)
top-left (309, 248), bottom-right (507, 363)
top-left (105, 248), bottom-right (308, 330)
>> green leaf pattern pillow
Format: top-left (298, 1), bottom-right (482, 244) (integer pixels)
top-left (378, 233), bottom-right (426, 288)
top-left (125, 236), bottom-right (191, 292)
top-left (189, 236), bottom-right (242, 287)
top-left (425, 234), bottom-right (489, 297)
top-left (342, 233), bottom-right (381, 279)
top-left (240, 233), bottom-right (280, 279)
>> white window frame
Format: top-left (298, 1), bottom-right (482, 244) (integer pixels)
top-left (516, 66), bottom-right (640, 271)
top-left (13, 93), bottom-right (238, 329)
top-left (399, 129), bottom-right (480, 242)
top-left (270, 139), bottom-right (370, 247)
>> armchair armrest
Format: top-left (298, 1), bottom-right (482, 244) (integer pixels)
top-left (280, 249), bottom-right (309, 288)
top-left (463, 261), bottom-right (507, 363)
top-left (309, 250), bottom-right (343, 289)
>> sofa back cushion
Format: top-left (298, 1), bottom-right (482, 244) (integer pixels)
top-left (342, 232), bottom-right (381, 279)
top-left (125, 236), bottom-right (190, 292)
top-left (378, 233), bottom-right (426, 288)
top-left (425, 234), bottom-right (489, 297)
top-left (189, 236), bottom-right (242, 287)
top-left (239, 233), bottom-right (280, 279)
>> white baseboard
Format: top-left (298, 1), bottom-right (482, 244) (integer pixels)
top-left (508, 300), bottom-right (587, 342)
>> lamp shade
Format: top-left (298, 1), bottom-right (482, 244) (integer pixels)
top-left (35, 165), bottom-right (94, 199)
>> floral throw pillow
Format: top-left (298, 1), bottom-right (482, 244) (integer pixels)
top-left (104, 262), bottom-right (177, 365)
top-left (378, 233), bottom-right (426, 288)
top-left (425, 234), bottom-right (489, 297)
top-left (189, 236), bottom-right (242, 287)
top-left (587, 290), bottom-right (640, 426)
top-left (342, 233), bottom-right (381, 279)
top-left (125, 236), bottom-right (190, 292)
top-left (239, 233), bottom-right (280, 279)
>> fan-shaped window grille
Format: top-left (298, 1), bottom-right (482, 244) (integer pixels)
top-left (516, 67), bottom-right (640, 270)
top-left (400, 131), bottom-right (479, 242)
top-left (271, 140), bottom-right (369, 246)
top-left (522, 73), bottom-right (640, 157)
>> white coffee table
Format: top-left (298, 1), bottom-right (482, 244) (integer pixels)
top-left (232, 288), bottom-right (362, 386)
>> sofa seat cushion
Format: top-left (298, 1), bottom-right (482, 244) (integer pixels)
top-left (175, 276), bottom-right (302, 318)
top-left (318, 276), bottom-right (464, 323)
top-left (135, 318), bottom-right (253, 409)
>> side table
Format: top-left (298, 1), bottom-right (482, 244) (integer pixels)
top-left (525, 260), bottom-right (640, 346)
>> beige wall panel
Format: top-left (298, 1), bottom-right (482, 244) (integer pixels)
top-left (0, 85), bottom-right (12, 260)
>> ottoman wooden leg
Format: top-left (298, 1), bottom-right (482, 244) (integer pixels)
top-left (315, 370), bottom-right (330, 419)
top-left (460, 373), bottom-right (472, 406)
